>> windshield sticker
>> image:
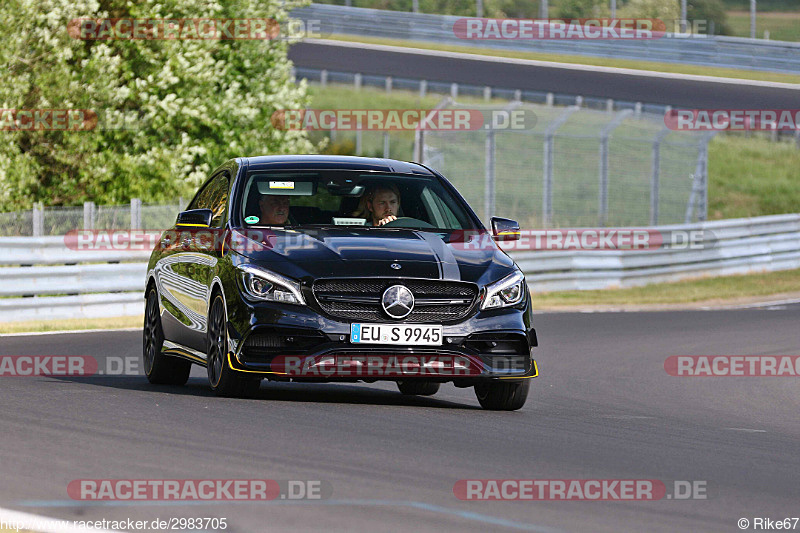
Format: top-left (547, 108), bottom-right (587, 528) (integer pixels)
top-left (333, 217), bottom-right (367, 226)
top-left (269, 181), bottom-right (295, 189)
top-left (244, 216), bottom-right (260, 224)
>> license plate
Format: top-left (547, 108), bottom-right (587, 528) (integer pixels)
top-left (351, 323), bottom-right (443, 346)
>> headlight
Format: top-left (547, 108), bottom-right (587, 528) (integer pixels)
top-left (237, 264), bottom-right (305, 305)
top-left (481, 271), bottom-right (525, 310)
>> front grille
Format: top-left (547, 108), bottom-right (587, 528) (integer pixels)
top-left (313, 278), bottom-right (478, 323)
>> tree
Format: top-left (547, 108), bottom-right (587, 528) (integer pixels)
top-left (0, 0), bottom-right (316, 210)
top-left (555, 0), bottom-right (610, 18)
top-left (618, 0), bottom-right (680, 20)
top-left (688, 0), bottom-right (730, 35)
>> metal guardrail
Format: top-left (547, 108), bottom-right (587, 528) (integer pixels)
top-left (518, 214), bottom-right (800, 291)
top-left (1, 214), bottom-right (799, 321)
top-left (292, 4), bottom-right (800, 74)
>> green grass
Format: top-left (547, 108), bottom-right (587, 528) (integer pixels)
top-left (322, 35), bottom-right (800, 85)
top-left (534, 268), bottom-right (800, 307)
top-left (723, 0), bottom-right (799, 12)
top-left (708, 135), bottom-right (800, 220)
top-left (727, 11), bottom-right (800, 41)
top-left (0, 315), bottom-right (142, 334)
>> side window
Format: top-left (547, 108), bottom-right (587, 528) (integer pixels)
top-left (188, 172), bottom-right (229, 227)
top-left (421, 186), bottom-right (462, 229)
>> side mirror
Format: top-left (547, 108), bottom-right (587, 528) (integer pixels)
top-left (491, 217), bottom-right (521, 241)
top-left (176, 209), bottom-right (213, 227)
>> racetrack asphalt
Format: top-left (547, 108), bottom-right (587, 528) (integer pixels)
top-left (1, 307), bottom-right (798, 532)
top-left (287, 41), bottom-right (800, 109)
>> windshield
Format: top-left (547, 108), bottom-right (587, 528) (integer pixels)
top-left (238, 170), bottom-right (479, 231)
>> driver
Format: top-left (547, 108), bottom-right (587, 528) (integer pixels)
top-left (259, 194), bottom-right (290, 225)
top-left (353, 184), bottom-right (400, 226)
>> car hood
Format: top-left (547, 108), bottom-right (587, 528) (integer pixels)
top-left (230, 227), bottom-right (516, 286)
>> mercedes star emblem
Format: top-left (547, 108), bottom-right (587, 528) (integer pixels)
top-left (390, 263), bottom-right (402, 270)
top-left (381, 285), bottom-right (414, 319)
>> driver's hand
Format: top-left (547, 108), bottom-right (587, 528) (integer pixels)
top-left (376, 215), bottom-right (398, 226)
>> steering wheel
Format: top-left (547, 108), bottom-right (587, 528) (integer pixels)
top-left (378, 217), bottom-right (436, 229)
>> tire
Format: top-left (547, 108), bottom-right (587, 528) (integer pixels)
top-left (206, 293), bottom-right (261, 398)
top-left (143, 287), bottom-right (192, 386)
top-left (474, 380), bottom-right (530, 411)
top-left (397, 380), bottom-right (440, 396)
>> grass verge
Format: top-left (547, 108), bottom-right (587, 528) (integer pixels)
top-left (708, 135), bottom-right (800, 220)
top-left (533, 268), bottom-right (800, 308)
top-left (321, 35), bottom-right (800, 85)
top-left (0, 315), bottom-right (142, 335)
top-left (727, 11), bottom-right (800, 41)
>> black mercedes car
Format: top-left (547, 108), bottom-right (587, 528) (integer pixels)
top-left (143, 155), bottom-right (538, 410)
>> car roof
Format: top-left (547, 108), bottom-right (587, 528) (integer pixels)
top-left (240, 155), bottom-right (435, 175)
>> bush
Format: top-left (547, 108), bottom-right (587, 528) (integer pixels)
top-left (0, 0), bottom-right (317, 210)
top-left (688, 0), bottom-right (731, 35)
top-left (555, 0), bottom-right (609, 18)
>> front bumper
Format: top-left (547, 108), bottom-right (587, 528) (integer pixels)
top-left (224, 294), bottom-right (538, 383)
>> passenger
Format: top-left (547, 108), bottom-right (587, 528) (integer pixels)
top-left (353, 184), bottom-right (400, 226)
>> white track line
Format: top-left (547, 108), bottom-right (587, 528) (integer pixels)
top-left (0, 506), bottom-right (119, 533)
top-left (307, 38), bottom-right (800, 90)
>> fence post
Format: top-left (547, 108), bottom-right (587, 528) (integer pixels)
top-left (385, 76), bottom-right (392, 93)
top-left (575, 95), bottom-right (583, 107)
top-left (483, 86), bottom-right (491, 101)
top-left (546, 93), bottom-right (553, 107)
top-left (699, 132), bottom-right (715, 222)
top-left (32, 202), bottom-right (43, 237)
top-left (356, 130), bottom-right (363, 155)
top-left (383, 132), bottom-right (390, 158)
top-left (542, 106), bottom-right (580, 227)
top-left (650, 127), bottom-right (671, 226)
top-left (450, 83), bottom-right (458, 99)
top-left (414, 97), bottom-right (451, 163)
top-left (419, 80), bottom-right (427, 98)
top-left (131, 198), bottom-right (141, 229)
top-left (514, 90), bottom-right (521, 102)
top-left (598, 109), bottom-right (633, 227)
top-left (484, 129), bottom-right (496, 223)
top-left (320, 69), bottom-right (328, 87)
top-left (83, 201), bottom-right (96, 230)
top-left (354, 73), bottom-right (362, 91)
